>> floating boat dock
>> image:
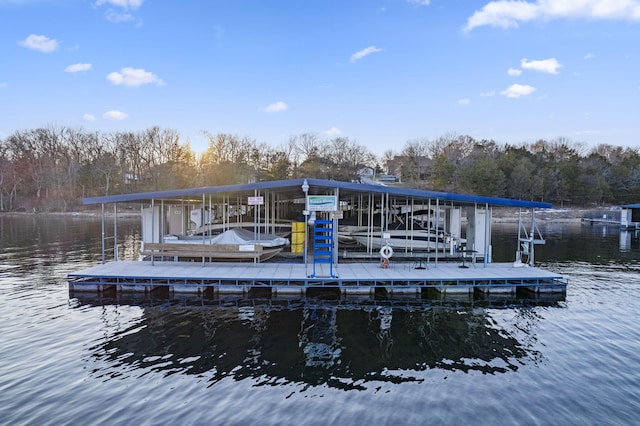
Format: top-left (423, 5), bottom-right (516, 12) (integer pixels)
top-left (68, 259), bottom-right (566, 297)
top-left (68, 178), bottom-right (566, 298)
top-left (582, 204), bottom-right (640, 229)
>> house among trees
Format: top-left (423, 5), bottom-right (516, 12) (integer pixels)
top-left (386, 155), bottom-right (432, 183)
top-left (377, 174), bottom-right (398, 183)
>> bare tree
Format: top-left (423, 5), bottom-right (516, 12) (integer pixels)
top-left (292, 133), bottom-right (321, 164)
top-left (398, 138), bottom-right (432, 186)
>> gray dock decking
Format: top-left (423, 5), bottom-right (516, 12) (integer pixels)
top-left (68, 259), bottom-right (567, 296)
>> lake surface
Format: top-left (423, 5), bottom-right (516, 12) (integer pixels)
top-left (1, 214), bottom-right (639, 425)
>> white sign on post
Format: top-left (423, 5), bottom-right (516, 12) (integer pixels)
top-left (306, 195), bottom-right (338, 212)
top-left (248, 196), bottom-right (264, 206)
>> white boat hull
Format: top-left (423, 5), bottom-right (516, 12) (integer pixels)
top-left (163, 228), bottom-right (289, 248)
top-left (192, 221), bottom-right (292, 238)
top-left (351, 230), bottom-right (460, 252)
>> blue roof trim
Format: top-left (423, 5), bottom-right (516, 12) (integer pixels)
top-left (82, 179), bottom-right (306, 205)
top-left (306, 178), bottom-right (551, 208)
top-left (621, 204), bottom-right (640, 208)
top-left (83, 177), bottom-right (551, 209)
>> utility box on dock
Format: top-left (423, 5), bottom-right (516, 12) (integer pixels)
top-left (467, 207), bottom-right (491, 260)
top-left (447, 207), bottom-right (462, 240)
top-left (167, 205), bottom-right (190, 236)
top-left (142, 206), bottom-right (165, 243)
top-left (291, 221), bottom-right (305, 253)
top-left (621, 208), bottom-right (633, 228)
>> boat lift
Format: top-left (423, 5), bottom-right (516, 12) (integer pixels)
top-left (515, 208), bottom-right (546, 266)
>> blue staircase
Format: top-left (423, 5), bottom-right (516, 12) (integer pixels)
top-left (310, 219), bottom-right (336, 278)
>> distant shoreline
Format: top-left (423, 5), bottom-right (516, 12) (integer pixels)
top-left (0, 210), bottom-right (140, 218)
top-left (1, 206), bottom-right (619, 224)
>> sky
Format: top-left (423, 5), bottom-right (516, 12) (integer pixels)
top-left (1, 0), bottom-right (639, 156)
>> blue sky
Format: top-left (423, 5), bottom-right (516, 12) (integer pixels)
top-left (1, 0), bottom-right (639, 155)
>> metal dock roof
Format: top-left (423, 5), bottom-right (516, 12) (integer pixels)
top-left (82, 178), bottom-right (552, 209)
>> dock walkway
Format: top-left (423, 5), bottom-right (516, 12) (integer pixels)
top-left (68, 259), bottom-right (566, 297)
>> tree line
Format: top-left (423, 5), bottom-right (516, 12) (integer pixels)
top-left (0, 125), bottom-right (638, 211)
top-left (389, 134), bottom-right (640, 206)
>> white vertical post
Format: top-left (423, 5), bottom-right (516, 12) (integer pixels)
top-left (113, 204), bottom-right (118, 261)
top-left (529, 208), bottom-right (536, 266)
top-left (101, 203), bottom-right (105, 264)
top-left (334, 187), bottom-right (339, 265)
top-left (484, 203), bottom-right (490, 266)
top-left (302, 179), bottom-right (309, 272)
top-left (150, 199), bottom-right (155, 265)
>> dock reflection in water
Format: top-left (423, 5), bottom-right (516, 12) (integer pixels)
top-left (73, 295), bottom-right (564, 389)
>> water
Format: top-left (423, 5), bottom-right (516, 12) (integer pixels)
top-left (1, 215), bottom-right (640, 425)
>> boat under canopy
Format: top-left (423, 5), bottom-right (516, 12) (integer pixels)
top-left (163, 228), bottom-right (289, 248)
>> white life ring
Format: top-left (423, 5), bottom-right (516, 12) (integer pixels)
top-left (379, 245), bottom-right (394, 259)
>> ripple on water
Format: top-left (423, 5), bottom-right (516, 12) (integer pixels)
top-left (2, 218), bottom-right (640, 425)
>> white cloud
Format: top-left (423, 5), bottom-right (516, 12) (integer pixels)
top-left (103, 110), bottom-right (128, 120)
top-left (324, 127), bottom-right (342, 137)
top-left (407, 0), bottom-right (430, 6)
top-left (480, 90), bottom-right (496, 97)
top-left (508, 67), bottom-right (522, 76)
top-left (264, 101), bottom-right (288, 113)
top-left (96, 0), bottom-right (143, 9)
top-left (65, 63), bottom-right (92, 73)
top-left (521, 58), bottom-right (562, 74)
top-left (97, 0), bottom-right (143, 24)
top-left (501, 83), bottom-right (536, 98)
top-left (350, 46), bottom-right (382, 63)
top-left (18, 34), bottom-right (58, 53)
top-left (107, 67), bottom-right (164, 87)
top-left (465, 0), bottom-right (640, 31)
top-left (584, 53), bottom-right (595, 59)
top-left (106, 11), bottom-right (135, 23)
top-left (458, 98), bottom-right (471, 106)
top-left (83, 113), bottom-right (96, 122)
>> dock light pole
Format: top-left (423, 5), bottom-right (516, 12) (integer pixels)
top-left (302, 179), bottom-right (309, 270)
